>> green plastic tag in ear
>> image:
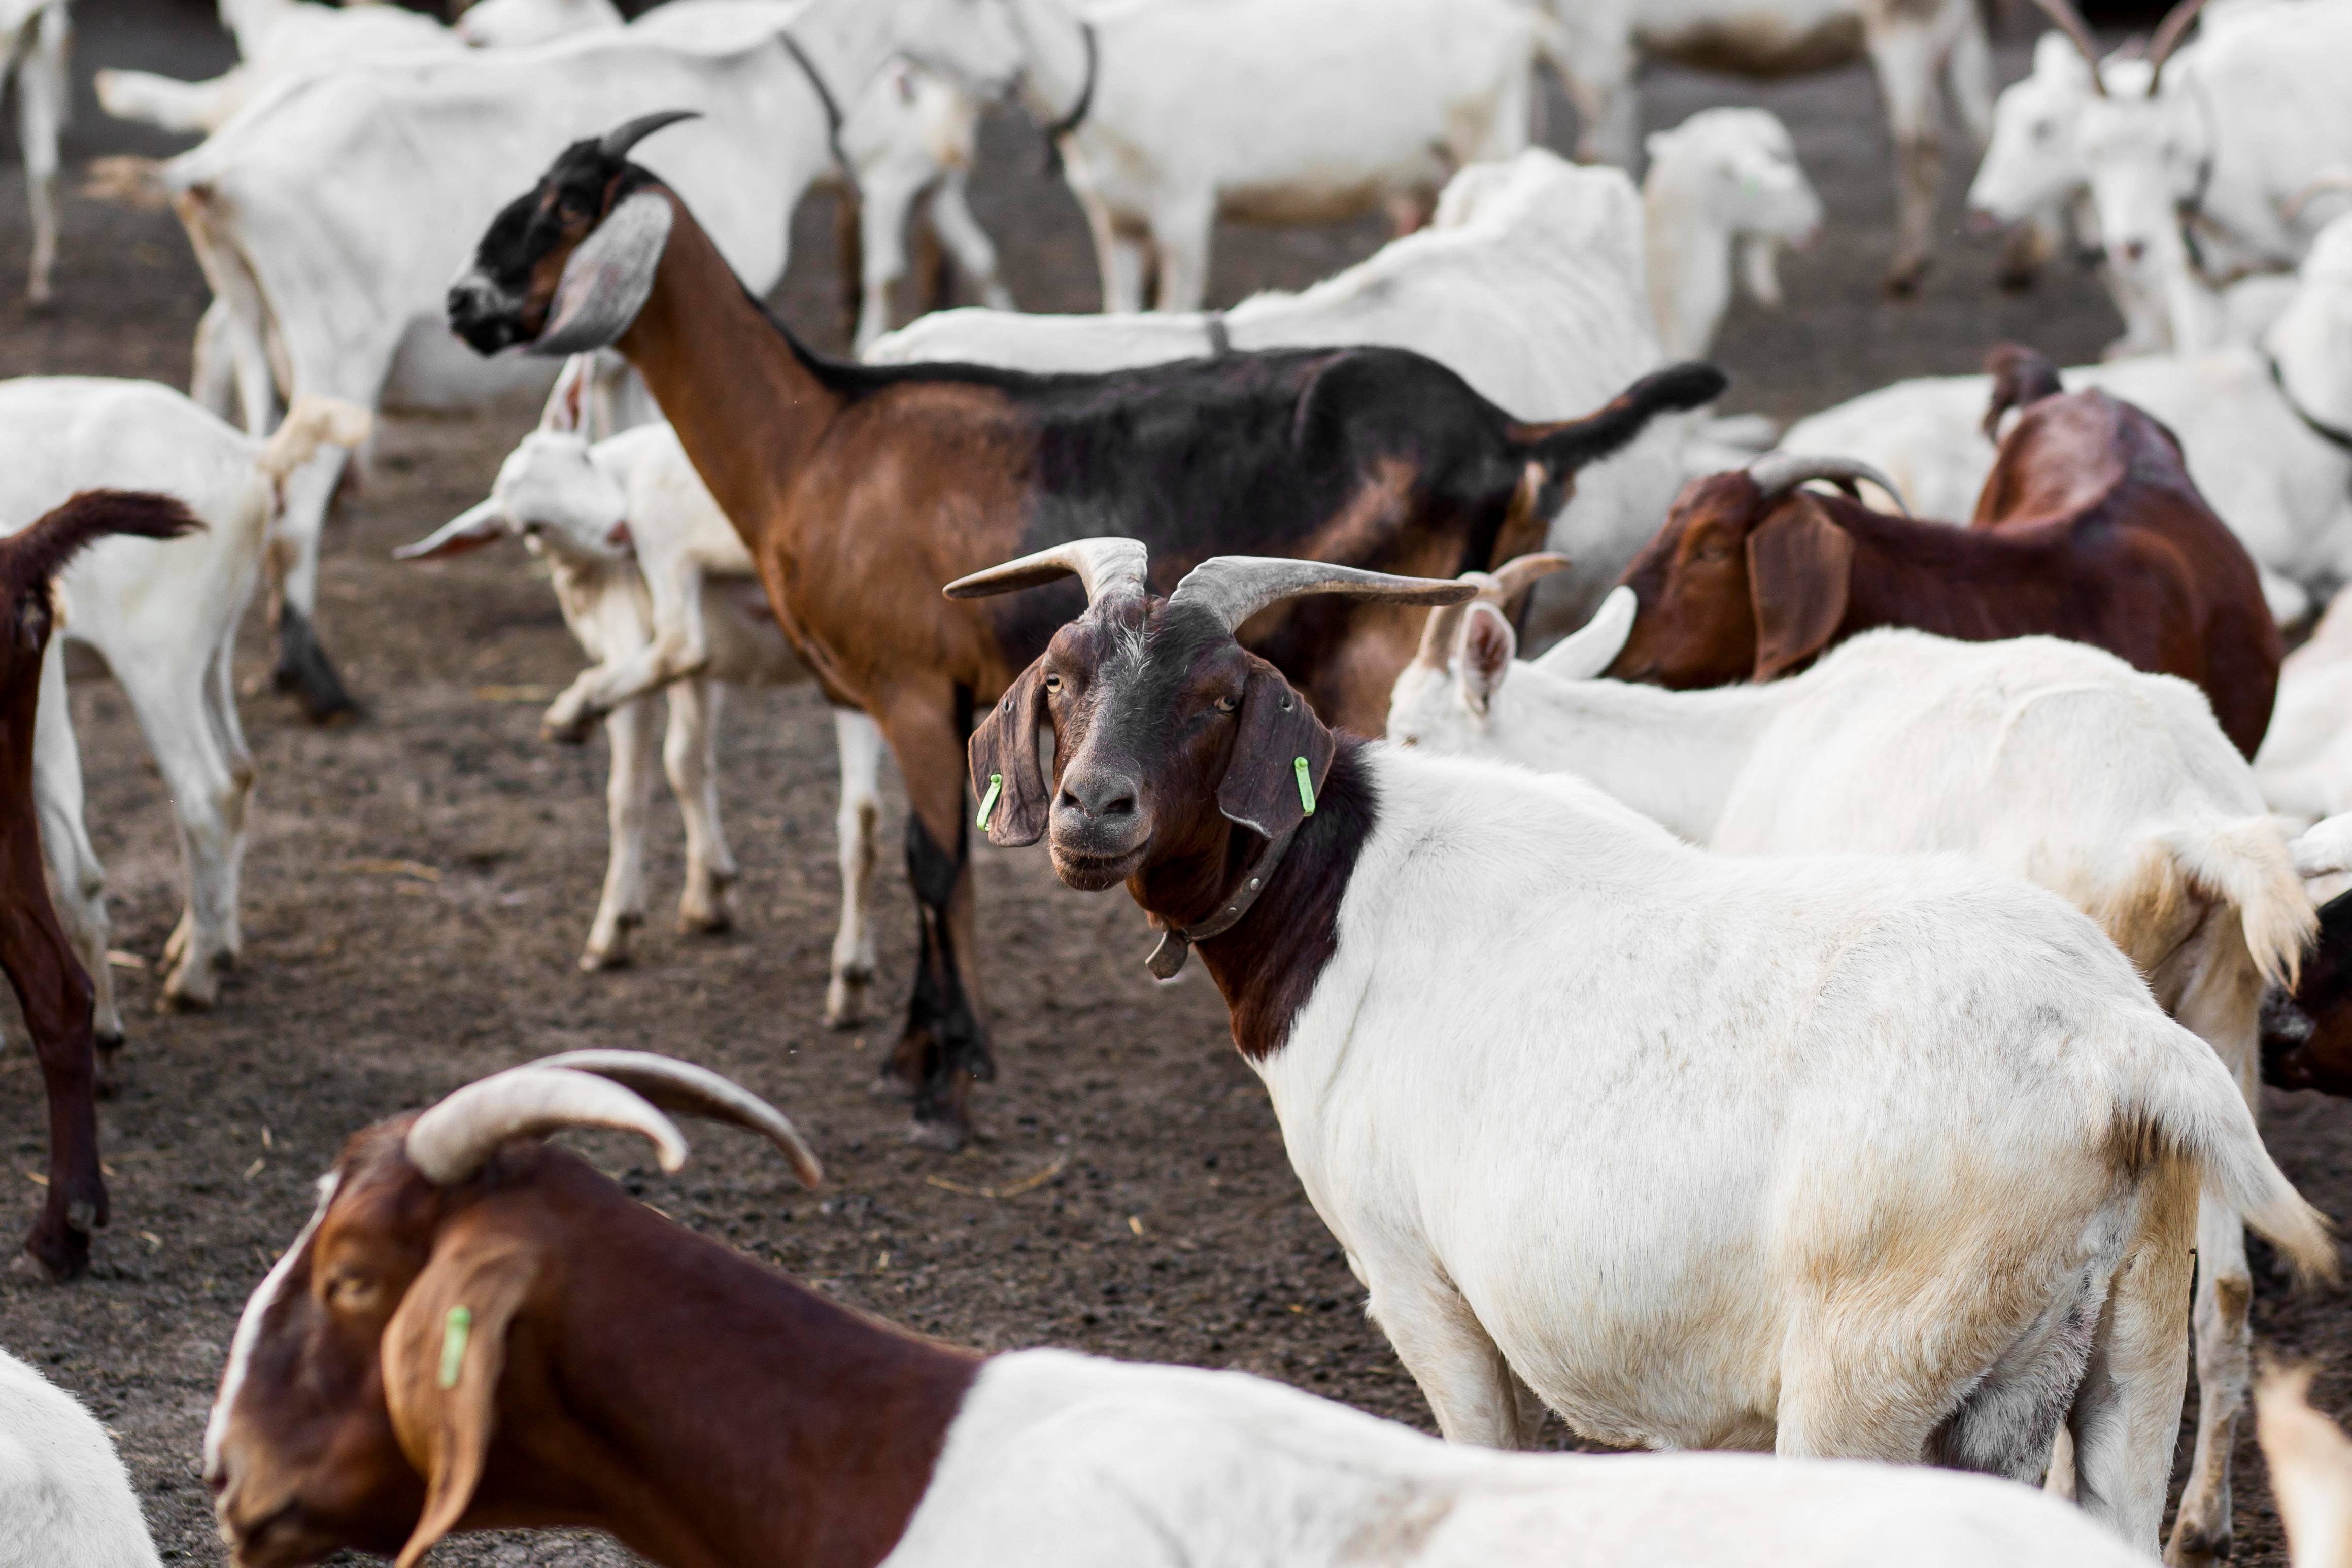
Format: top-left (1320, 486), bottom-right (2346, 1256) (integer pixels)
top-left (1294, 756), bottom-right (1316, 817)
top-left (439, 1306), bottom-right (472, 1390)
top-left (976, 773), bottom-right (1003, 831)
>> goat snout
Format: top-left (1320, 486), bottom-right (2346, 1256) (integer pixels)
top-left (447, 275), bottom-right (522, 355)
top-left (1049, 767), bottom-right (1149, 887)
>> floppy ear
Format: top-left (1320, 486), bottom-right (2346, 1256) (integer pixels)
top-left (380, 1235), bottom-right (543, 1568)
top-left (1218, 661), bottom-right (1336, 839)
top-left (540, 356), bottom-right (593, 434)
top-left (1745, 493), bottom-right (1853, 681)
top-left (968, 664), bottom-right (1051, 848)
top-left (1457, 602), bottom-right (1516, 716)
top-left (531, 193), bottom-right (674, 358)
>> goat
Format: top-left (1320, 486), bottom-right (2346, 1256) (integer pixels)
top-left (1778, 219), bottom-right (2352, 626)
top-left (203, 1050), bottom-right (2165, 1568)
top-left (444, 117), bottom-right (1721, 1146)
top-left (998, 0), bottom-right (1570, 313)
top-left (2260, 590), bottom-right (2352, 825)
top-left (1530, 0), bottom-right (1990, 294)
top-left (949, 535), bottom-right (2332, 1556)
top-left (871, 149), bottom-right (1690, 637)
top-left (133, 0), bottom-right (1026, 723)
top-left (2255, 1367), bottom-right (2352, 1568)
top-left (2257, 813), bottom-right (2352, 1098)
top-left (2030, 0), bottom-right (2352, 355)
top-left (3, 379), bottom-right (369, 1030)
top-left (1, 491), bottom-right (201, 1278)
top-left (1, 0), bottom-right (66, 306)
top-left (1390, 558), bottom-right (2312, 1562)
top-left (395, 361), bottom-right (883, 1020)
top-left (454, 0), bottom-right (623, 48)
top-left (1641, 108), bottom-right (1821, 362)
top-left (94, 0), bottom-right (459, 135)
top-left (0, 1344), bottom-right (162, 1563)
top-left (1613, 366), bottom-right (2282, 759)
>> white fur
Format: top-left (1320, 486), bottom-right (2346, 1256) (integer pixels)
top-left (1390, 604), bottom-right (2312, 1556)
top-left (407, 368), bottom-right (883, 1018)
top-left (454, 0), bottom-right (622, 48)
top-left (0, 0), bottom-right (67, 305)
top-left (883, 1347), bottom-right (2148, 1567)
top-left (1641, 108), bottom-right (1820, 362)
top-left (2259, 588), bottom-right (2352, 832)
top-left (871, 149), bottom-right (1683, 634)
top-left (0, 1346), bottom-right (160, 1568)
top-left (0, 377), bottom-right (366, 1021)
top-left (1777, 211), bottom-right (2352, 626)
top-left (998, 0), bottom-right (1563, 313)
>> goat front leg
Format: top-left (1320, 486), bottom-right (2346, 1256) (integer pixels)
top-left (663, 677), bottom-right (736, 936)
top-left (1364, 1264), bottom-right (1528, 1448)
top-left (1148, 195), bottom-right (1216, 313)
top-left (542, 592), bottom-right (712, 740)
top-left (1864, 21), bottom-right (1942, 296)
top-left (852, 164), bottom-right (925, 356)
top-left (18, 4), bottom-right (66, 307)
top-left (925, 173), bottom-right (1015, 312)
top-left (127, 657), bottom-right (249, 1012)
top-left (581, 693), bottom-right (660, 971)
top-left (825, 708), bottom-right (884, 1028)
top-left (0, 821), bottom-right (105, 1280)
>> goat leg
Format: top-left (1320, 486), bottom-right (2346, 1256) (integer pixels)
top-left (0, 850), bottom-right (106, 1279)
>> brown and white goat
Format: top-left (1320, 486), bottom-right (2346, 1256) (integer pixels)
top-left (205, 1051), bottom-right (2170, 1568)
top-left (0, 490), bottom-right (201, 1277)
top-left (1609, 347), bottom-right (2283, 758)
top-left (441, 112), bottom-right (1723, 1146)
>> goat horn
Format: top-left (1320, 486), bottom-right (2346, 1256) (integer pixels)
top-left (2027, 0), bottom-right (2108, 95)
top-left (2146, 0), bottom-right (2209, 87)
top-left (1412, 583), bottom-right (1485, 670)
top-left (1414, 553), bottom-right (1573, 668)
top-left (1745, 452), bottom-right (1911, 516)
top-left (1482, 552), bottom-right (1574, 605)
top-left (534, 1050), bottom-right (822, 1188)
top-left (406, 1065), bottom-right (687, 1186)
top-left (1168, 556), bottom-right (1476, 635)
top-left (943, 537), bottom-right (1150, 607)
top-left (600, 110), bottom-right (700, 160)
top-left (2286, 172), bottom-right (2352, 222)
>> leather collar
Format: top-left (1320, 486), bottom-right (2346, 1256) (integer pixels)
top-left (2267, 350), bottom-right (2352, 456)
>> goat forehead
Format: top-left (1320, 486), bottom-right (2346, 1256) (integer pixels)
top-left (206, 1171), bottom-right (342, 1471)
top-left (1075, 602), bottom-right (1233, 733)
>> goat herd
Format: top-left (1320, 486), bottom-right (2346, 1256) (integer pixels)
top-left (11, 0), bottom-right (2352, 1562)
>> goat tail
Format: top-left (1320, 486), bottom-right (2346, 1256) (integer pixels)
top-left (78, 154), bottom-right (173, 213)
top-left (2162, 814), bottom-right (2318, 990)
top-left (1, 491), bottom-right (204, 590)
top-left (257, 397), bottom-right (373, 485)
top-left (1508, 362), bottom-right (1727, 486)
top-left (2119, 1011), bottom-right (2337, 1281)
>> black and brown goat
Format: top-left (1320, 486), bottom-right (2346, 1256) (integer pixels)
top-left (442, 112), bottom-right (1724, 1145)
top-left (1, 489), bottom-right (201, 1276)
top-left (1607, 345), bottom-right (2282, 758)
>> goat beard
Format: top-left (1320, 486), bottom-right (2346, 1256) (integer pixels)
top-left (1048, 838), bottom-right (1149, 893)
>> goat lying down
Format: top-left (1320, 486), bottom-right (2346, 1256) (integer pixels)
top-left (397, 362), bottom-right (883, 1021)
top-left (950, 539), bottom-right (2331, 1557)
top-left (203, 1051), bottom-right (2160, 1568)
top-left (1389, 556), bottom-right (2310, 1562)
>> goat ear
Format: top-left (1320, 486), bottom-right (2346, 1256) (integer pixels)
top-left (969, 664), bottom-right (1051, 848)
top-left (1745, 495), bottom-right (1853, 681)
top-left (1457, 602), bottom-right (1515, 716)
top-left (530, 193), bottom-right (673, 358)
top-left (1218, 662), bottom-right (1335, 839)
top-left (540, 356), bottom-right (592, 434)
top-left (380, 1234), bottom-right (543, 1568)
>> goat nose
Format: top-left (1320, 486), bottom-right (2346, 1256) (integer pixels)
top-left (1058, 770), bottom-right (1138, 821)
top-left (2119, 238), bottom-right (2146, 264)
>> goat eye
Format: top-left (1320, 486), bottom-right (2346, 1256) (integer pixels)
top-left (325, 1270), bottom-right (378, 1310)
top-left (1214, 694), bottom-right (1238, 714)
top-left (1042, 672), bottom-right (1062, 693)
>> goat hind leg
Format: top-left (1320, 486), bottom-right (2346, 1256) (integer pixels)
top-left (125, 663), bottom-right (246, 1011)
top-left (31, 645), bottom-right (122, 1072)
top-left (2166, 1203), bottom-right (2252, 1566)
top-left (1864, 23), bottom-right (1942, 295)
top-left (825, 708), bottom-right (883, 1030)
top-left (582, 695), bottom-right (659, 971)
top-left (664, 678), bottom-right (736, 935)
top-left (1364, 1265), bottom-right (1529, 1449)
top-left (17, 5), bottom-right (65, 306)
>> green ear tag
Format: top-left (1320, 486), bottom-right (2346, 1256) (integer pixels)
top-left (976, 773), bottom-right (1003, 830)
top-left (1294, 756), bottom-right (1316, 817)
top-left (439, 1306), bottom-right (472, 1390)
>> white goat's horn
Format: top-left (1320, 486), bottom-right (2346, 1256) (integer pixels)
top-left (2027, 0), bottom-right (2108, 95)
top-left (1168, 556), bottom-right (1476, 635)
top-left (944, 537), bottom-right (1149, 607)
top-left (2146, 0), bottom-right (2210, 86)
top-left (407, 1065), bottom-right (686, 1185)
top-left (533, 1050), bottom-right (822, 1188)
top-left (1484, 552), bottom-right (1573, 605)
top-left (1746, 453), bottom-right (1911, 516)
top-left (1414, 554), bottom-right (1572, 669)
top-left (2286, 173), bottom-right (2352, 222)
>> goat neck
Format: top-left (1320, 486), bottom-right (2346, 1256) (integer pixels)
top-left (1641, 155), bottom-right (1731, 363)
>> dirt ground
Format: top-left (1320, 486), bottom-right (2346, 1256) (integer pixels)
top-left (0, 4), bottom-right (2338, 1564)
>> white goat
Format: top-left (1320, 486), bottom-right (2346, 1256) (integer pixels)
top-left (393, 364), bottom-right (883, 1020)
top-left (1388, 565), bottom-right (2314, 1562)
top-left (0, 380), bottom-right (367, 1028)
top-left (963, 540), bottom-right (2331, 1562)
top-left (133, 0), bottom-right (1024, 723)
top-left (2257, 589), bottom-right (2352, 827)
top-left (1532, 0), bottom-right (1990, 292)
top-left (2255, 1367), bottom-right (2352, 1568)
top-left (93, 0), bottom-right (458, 136)
top-left (997, 0), bottom-right (1566, 313)
top-left (2, 0), bottom-right (67, 305)
top-left (871, 150), bottom-right (1687, 635)
top-left (0, 1346), bottom-right (160, 1568)
top-left (454, 0), bottom-right (622, 48)
top-left (1641, 108), bottom-right (1821, 362)
top-left (1777, 210), bottom-right (2352, 626)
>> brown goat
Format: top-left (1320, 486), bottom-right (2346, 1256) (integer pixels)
top-left (1608, 346), bottom-right (2281, 758)
top-left (441, 113), bottom-right (1722, 1146)
top-left (1, 489), bottom-right (201, 1276)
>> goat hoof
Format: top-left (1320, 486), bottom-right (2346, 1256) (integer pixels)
top-left (577, 947), bottom-right (632, 973)
top-left (1994, 266), bottom-right (2037, 294)
top-left (159, 968), bottom-right (218, 1012)
top-left (540, 710), bottom-right (594, 745)
top-left (94, 1036), bottom-right (125, 1100)
top-left (869, 1067), bottom-right (916, 1101)
top-left (1881, 267), bottom-right (1926, 298)
top-left (18, 1220), bottom-right (89, 1282)
top-left (2165, 1524), bottom-right (2231, 1567)
top-left (904, 1116), bottom-right (970, 1153)
top-left (824, 988), bottom-right (868, 1031)
top-left (675, 904), bottom-right (732, 937)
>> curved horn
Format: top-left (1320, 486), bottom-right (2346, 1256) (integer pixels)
top-left (2027, 0), bottom-right (2108, 95)
top-left (600, 110), bottom-right (700, 161)
top-left (2146, 0), bottom-right (2209, 87)
top-left (2286, 173), bottom-right (2352, 222)
top-left (1167, 556), bottom-right (1476, 635)
top-left (406, 1066), bottom-right (686, 1186)
top-left (1745, 452), bottom-right (1911, 516)
top-left (533, 1050), bottom-right (822, 1188)
top-left (944, 537), bottom-right (1149, 607)
top-left (1413, 591), bottom-right (1481, 670)
top-left (1482, 552), bottom-right (1573, 605)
